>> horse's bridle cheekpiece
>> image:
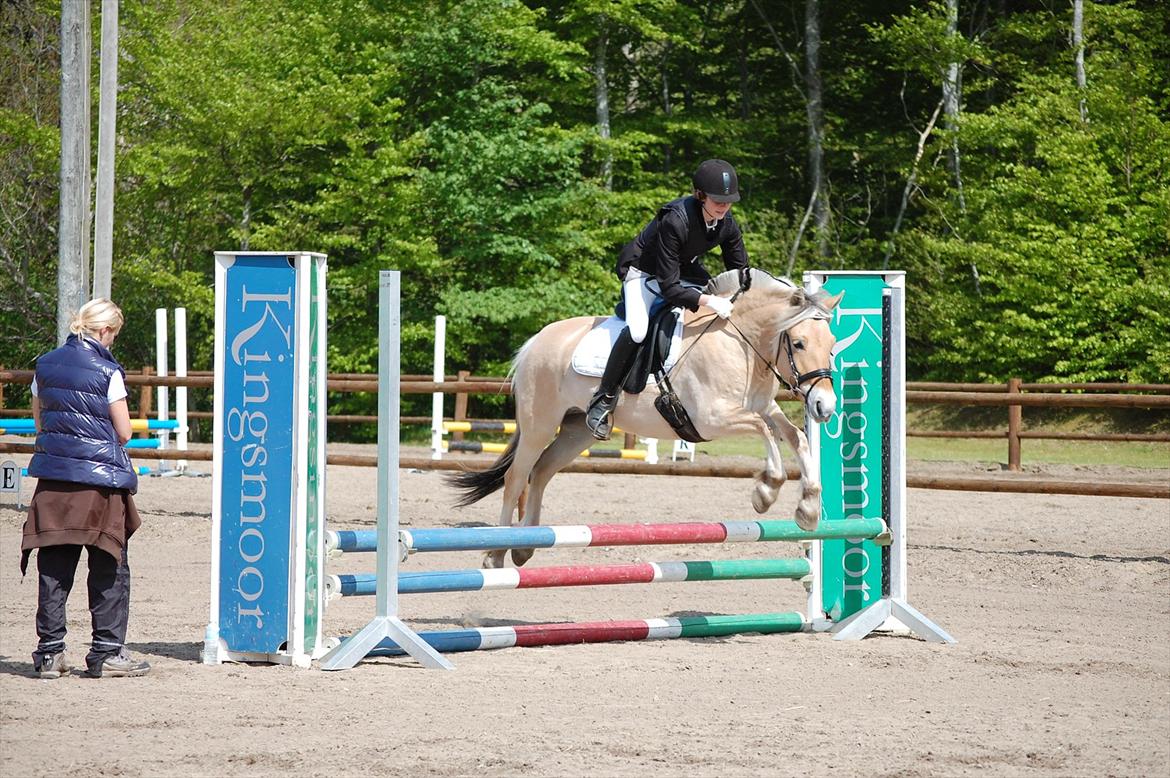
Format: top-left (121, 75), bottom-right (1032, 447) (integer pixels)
top-left (776, 331), bottom-right (834, 399)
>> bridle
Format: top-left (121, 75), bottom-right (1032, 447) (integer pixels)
top-left (725, 317), bottom-right (834, 402)
top-left (672, 281), bottom-right (834, 403)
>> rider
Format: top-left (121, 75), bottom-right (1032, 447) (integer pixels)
top-left (585, 158), bottom-right (750, 440)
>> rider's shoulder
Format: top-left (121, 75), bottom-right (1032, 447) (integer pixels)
top-left (657, 196), bottom-right (695, 230)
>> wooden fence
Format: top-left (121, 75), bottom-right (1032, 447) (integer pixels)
top-left (2, 368), bottom-right (1167, 486)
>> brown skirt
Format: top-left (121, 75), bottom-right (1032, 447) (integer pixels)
top-left (21, 480), bottom-right (141, 574)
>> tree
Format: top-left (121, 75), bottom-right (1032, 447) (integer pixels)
top-left (0, 0), bottom-right (62, 368)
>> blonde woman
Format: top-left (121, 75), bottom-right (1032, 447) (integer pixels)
top-left (21, 298), bottom-right (149, 678)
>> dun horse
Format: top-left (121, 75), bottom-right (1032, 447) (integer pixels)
top-left (448, 268), bottom-right (842, 568)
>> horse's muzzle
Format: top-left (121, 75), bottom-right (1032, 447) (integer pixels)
top-left (806, 386), bottom-right (837, 423)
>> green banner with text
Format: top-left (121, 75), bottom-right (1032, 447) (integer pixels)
top-left (817, 274), bottom-right (888, 621)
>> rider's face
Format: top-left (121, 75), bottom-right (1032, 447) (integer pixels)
top-left (701, 197), bottom-right (732, 222)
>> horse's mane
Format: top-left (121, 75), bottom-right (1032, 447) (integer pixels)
top-left (708, 268), bottom-right (836, 319)
top-left (708, 267), bottom-right (795, 297)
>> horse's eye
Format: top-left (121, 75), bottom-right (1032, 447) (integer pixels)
top-left (793, 340), bottom-right (806, 351)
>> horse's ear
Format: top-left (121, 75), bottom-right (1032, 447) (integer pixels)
top-left (822, 291), bottom-right (844, 311)
top-left (790, 287), bottom-right (806, 307)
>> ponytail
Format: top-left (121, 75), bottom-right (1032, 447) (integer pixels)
top-left (69, 298), bottom-right (125, 339)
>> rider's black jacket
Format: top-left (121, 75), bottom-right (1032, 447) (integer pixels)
top-left (616, 196), bottom-right (749, 311)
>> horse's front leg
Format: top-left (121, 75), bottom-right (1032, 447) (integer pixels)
top-left (764, 401), bottom-right (820, 530)
top-left (751, 410), bottom-right (788, 515)
top-left (702, 403), bottom-right (788, 516)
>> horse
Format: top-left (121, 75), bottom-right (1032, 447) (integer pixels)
top-left (447, 268), bottom-right (843, 569)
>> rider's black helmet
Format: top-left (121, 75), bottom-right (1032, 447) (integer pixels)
top-left (692, 159), bottom-right (740, 203)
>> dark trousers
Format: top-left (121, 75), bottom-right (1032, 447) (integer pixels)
top-left (34, 544), bottom-right (130, 666)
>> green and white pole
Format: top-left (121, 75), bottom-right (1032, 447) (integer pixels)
top-left (804, 271), bottom-right (954, 644)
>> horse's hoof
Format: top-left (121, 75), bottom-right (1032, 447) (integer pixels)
top-left (511, 547), bottom-right (534, 567)
top-left (482, 551), bottom-right (507, 569)
top-left (752, 471), bottom-right (785, 514)
top-left (752, 484), bottom-right (775, 514)
top-left (794, 502), bottom-right (820, 531)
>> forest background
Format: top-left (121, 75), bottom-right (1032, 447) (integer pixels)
top-left (2, 0), bottom-right (1168, 414)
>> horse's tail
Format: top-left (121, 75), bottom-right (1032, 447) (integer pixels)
top-left (444, 433), bottom-right (520, 508)
top-left (444, 336), bottom-right (536, 508)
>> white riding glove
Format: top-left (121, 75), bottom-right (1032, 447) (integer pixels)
top-left (706, 295), bottom-right (734, 319)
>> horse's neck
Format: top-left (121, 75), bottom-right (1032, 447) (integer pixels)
top-left (735, 298), bottom-right (803, 343)
top-left (678, 299), bottom-right (800, 394)
top-left (681, 298), bottom-right (799, 343)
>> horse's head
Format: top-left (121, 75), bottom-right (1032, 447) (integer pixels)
top-left (710, 268), bottom-right (842, 422)
top-left (782, 286), bottom-right (842, 422)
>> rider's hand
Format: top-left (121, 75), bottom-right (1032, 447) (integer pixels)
top-left (739, 266), bottom-right (752, 292)
top-left (705, 294), bottom-right (734, 319)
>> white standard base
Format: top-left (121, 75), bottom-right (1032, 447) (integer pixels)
top-left (318, 616), bottom-right (453, 671)
top-left (830, 598), bottom-right (956, 644)
top-left (201, 629), bottom-right (322, 668)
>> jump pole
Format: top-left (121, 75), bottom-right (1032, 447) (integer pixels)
top-left (175, 307), bottom-right (188, 472)
top-left (155, 308), bottom-right (169, 472)
top-left (804, 270), bottom-right (953, 643)
top-left (149, 306), bottom-right (190, 474)
top-left (319, 271), bottom-right (452, 671)
top-left (326, 558), bottom-right (814, 598)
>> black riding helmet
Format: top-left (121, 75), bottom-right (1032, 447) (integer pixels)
top-left (692, 159), bottom-right (740, 203)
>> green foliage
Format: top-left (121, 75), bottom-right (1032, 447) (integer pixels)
top-left (2, 0), bottom-right (1167, 401)
top-left (0, 0), bottom-right (62, 365)
top-left (868, 0), bottom-right (1170, 381)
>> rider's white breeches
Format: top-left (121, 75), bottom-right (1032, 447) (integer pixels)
top-left (622, 267), bottom-right (658, 344)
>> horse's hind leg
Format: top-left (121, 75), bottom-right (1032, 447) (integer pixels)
top-left (509, 413), bottom-right (594, 567)
top-left (483, 434), bottom-right (547, 569)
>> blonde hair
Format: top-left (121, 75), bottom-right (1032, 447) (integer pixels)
top-left (69, 298), bottom-right (125, 338)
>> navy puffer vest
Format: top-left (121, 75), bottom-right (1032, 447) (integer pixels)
top-left (28, 335), bottom-right (138, 493)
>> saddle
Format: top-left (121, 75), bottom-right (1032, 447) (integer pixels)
top-left (622, 305), bottom-right (677, 394)
top-left (626, 307), bottom-right (708, 443)
top-left (569, 292), bottom-right (708, 443)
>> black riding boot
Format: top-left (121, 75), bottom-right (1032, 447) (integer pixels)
top-left (586, 327), bottom-right (640, 441)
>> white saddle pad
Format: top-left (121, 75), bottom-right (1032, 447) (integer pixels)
top-left (570, 314), bottom-right (684, 378)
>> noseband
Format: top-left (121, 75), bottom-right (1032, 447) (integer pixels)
top-left (776, 331), bottom-right (834, 400)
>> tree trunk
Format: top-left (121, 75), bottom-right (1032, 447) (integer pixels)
top-left (93, 0), bottom-right (119, 300)
top-left (943, 0), bottom-right (966, 214)
top-left (1072, 0), bottom-right (1088, 122)
top-left (883, 98), bottom-right (944, 270)
top-left (804, 0), bottom-right (829, 258)
top-left (595, 16), bottom-right (612, 191)
top-left (58, 0), bottom-right (91, 344)
top-left (240, 184), bottom-right (252, 251)
top-left (739, 11), bottom-right (751, 120)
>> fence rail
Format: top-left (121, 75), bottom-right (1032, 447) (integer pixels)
top-left (0, 441), bottom-right (1163, 500)
top-left (2, 369), bottom-right (1166, 475)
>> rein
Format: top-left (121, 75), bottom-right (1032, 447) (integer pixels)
top-left (668, 285), bottom-right (833, 401)
top-left (723, 318), bottom-right (833, 399)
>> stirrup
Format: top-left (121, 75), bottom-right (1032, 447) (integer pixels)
top-left (586, 393), bottom-right (617, 441)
